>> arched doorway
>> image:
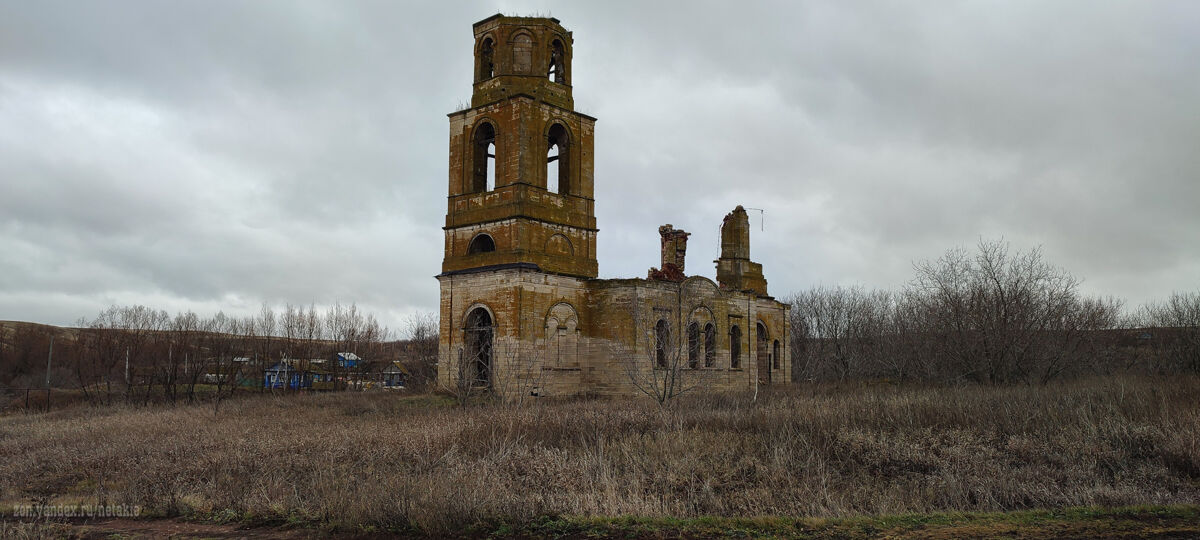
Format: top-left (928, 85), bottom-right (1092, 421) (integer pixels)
top-left (756, 322), bottom-right (770, 385)
top-left (463, 308), bottom-right (493, 388)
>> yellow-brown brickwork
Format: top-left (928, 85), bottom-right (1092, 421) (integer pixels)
top-left (437, 16), bottom-right (791, 398)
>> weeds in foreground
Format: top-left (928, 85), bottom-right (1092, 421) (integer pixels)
top-left (1, 376), bottom-right (1198, 534)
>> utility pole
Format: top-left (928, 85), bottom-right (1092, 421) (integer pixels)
top-left (125, 347), bottom-right (130, 385)
top-left (45, 335), bottom-right (54, 388)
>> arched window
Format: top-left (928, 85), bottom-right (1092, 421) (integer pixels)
top-left (655, 319), bottom-right (670, 369)
top-left (478, 37), bottom-right (495, 81)
top-left (773, 340), bottom-right (781, 370)
top-left (756, 322), bottom-right (770, 384)
top-left (546, 123), bottom-right (569, 194)
top-left (472, 122), bottom-right (497, 193)
top-left (463, 308), bottom-right (493, 388)
top-left (686, 322), bottom-right (700, 369)
top-left (730, 325), bottom-right (742, 369)
top-left (704, 323), bottom-right (716, 367)
top-left (548, 39), bottom-right (566, 83)
top-left (467, 234), bottom-right (495, 255)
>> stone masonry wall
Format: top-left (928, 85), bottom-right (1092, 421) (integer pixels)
top-left (439, 268), bottom-right (790, 398)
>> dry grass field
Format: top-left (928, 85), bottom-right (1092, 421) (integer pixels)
top-left (2, 376), bottom-right (1199, 537)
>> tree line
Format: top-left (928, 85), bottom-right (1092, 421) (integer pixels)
top-left (786, 239), bottom-right (1199, 384)
top-left (0, 303), bottom-right (440, 406)
top-left (4, 239), bottom-right (1196, 401)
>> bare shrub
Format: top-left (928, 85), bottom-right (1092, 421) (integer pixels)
top-left (400, 312), bottom-right (439, 390)
top-left (907, 239), bottom-right (1121, 383)
top-left (619, 318), bottom-right (717, 406)
top-left (786, 286), bottom-right (893, 382)
top-left (1133, 292), bottom-right (1200, 373)
top-left (788, 240), bottom-right (1125, 384)
top-left (439, 337), bottom-right (544, 406)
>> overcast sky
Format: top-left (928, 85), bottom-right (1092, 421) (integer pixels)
top-left (1, 1), bottom-right (1197, 331)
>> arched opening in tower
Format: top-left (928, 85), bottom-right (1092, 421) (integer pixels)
top-left (546, 143), bottom-right (559, 193)
top-left (486, 141), bottom-right (496, 191)
top-left (479, 37), bottom-right (495, 81)
top-left (463, 308), bottom-right (493, 388)
top-left (472, 122), bottom-right (497, 193)
top-left (546, 123), bottom-right (569, 195)
top-left (467, 234), bottom-right (496, 254)
top-left (548, 39), bottom-right (565, 83)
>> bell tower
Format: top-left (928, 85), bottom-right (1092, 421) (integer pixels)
top-left (442, 14), bottom-right (598, 278)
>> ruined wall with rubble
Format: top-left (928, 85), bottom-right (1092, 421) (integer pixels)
top-left (585, 277), bottom-right (791, 396)
top-left (438, 268), bottom-right (791, 397)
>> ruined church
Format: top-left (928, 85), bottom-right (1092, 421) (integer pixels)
top-left (437, 15), bottom-right (790, 397)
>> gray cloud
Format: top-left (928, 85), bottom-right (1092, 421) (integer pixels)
top-left (1, 0), bottom-right (1197, 329)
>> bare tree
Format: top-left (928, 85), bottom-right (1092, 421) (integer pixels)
top-left (201, 313), bottom-right (245, 413)
top-left (325, 302), bottom-right (358, 388)
top-left (402, 312), bottom-right (439, 390)
top-left (786, 286), bottom-right (893, 381)
top-left (75, 317), bottom-right (116, 404)
top-left (250, 303), bottom-right (279, 391)
top-left (299, 304), bottom-right (323, 360)
top-left (619, 317), bottom-right (715, 407)
top-left (280, 304), bottom-right (303, 363)
top-left (1039, 295), bottom-right (1123, 382)
top-left (904, 239), bottom-right (1125, 384)
top-left (167, 311), bottom-right (204, 403)
top-left (49, 302), bottom-right (412, 406)
top-left (1135, 292), bottom-right (1200, 373)
top-left (787, 240), bottom-right (1124, 385)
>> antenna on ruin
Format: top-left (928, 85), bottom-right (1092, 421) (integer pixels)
top-left (745, 207), bottom-right (764, 231)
